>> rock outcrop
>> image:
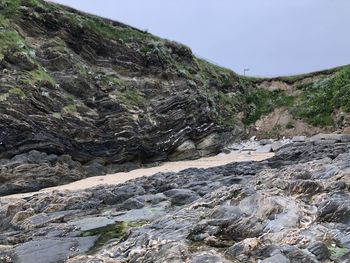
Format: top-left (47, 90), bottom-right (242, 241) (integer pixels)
top-left (0, 141), bottom-right (349, 262)
top-left (1, 0), bottom-right (350, 195)
top-left (0, 0), bottom-right (246, 195)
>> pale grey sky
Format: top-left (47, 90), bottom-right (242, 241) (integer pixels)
top-left (49, 0), bottom-right (350, 77)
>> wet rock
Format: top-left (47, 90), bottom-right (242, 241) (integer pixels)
top-left (68, 217), bottom-right (115, 231)
top-left (113, 202), bottom-right (169, 222)
top-left (14, 237), bottom-right (98, 263)
top-left (0, 142), bottom-right (350, 262)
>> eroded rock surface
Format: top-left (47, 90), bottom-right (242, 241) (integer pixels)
top-left (0, 142), bottom-right (349, 263)
top-left (0, 0), bottom-right (247, 195)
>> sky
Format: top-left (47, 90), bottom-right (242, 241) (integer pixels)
top-left (49, 0), bottom-right (350, 77)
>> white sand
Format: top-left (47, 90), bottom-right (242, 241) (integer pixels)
top-left (2, 152), bottom-right (273, 200)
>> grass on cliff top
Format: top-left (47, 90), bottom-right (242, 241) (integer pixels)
top-left (243, 66), bottom-right (350, 127)
top-left (291, 66), bottom-right (350, 126)
top-left (84, 17), bottom-right (155, 42)
top-left (196, 58), bottom-right (238, 87)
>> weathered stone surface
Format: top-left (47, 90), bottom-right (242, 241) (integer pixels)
top-left (256, 144), bottom-right (272, 153)
top-left (68, 217), bottom-right (115, 231)
top-left (310, 133), bottom-right (350, 143)
top-left (168, 140), bottom-right (199, 161)
top-left (292, 136), bottom-right (306, 142)
top-left (272, 141), bottom-right (284, 152)
top-left (14, 237), bottom-right (98, 263)
top-left (0, 0), bottom-right (249, 196)
top-left (0, 142), bottom-right (350, 262)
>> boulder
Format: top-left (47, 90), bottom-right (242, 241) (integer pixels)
top-left (310, 133), bottom-right (350, 143)
top-left (271, 141), bottom-right (284, 152)
top-left (292, 136), bottom-right (306, 142)
top-left (256, 145), bottom-right (272, 153)
top-left (169, 140), bottom-right (199, 161)
top-left (196, 133), bottom-right (224, 157)
top-left (14, 237), bottom-right (98, 263)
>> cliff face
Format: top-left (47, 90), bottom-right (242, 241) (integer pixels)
top-left (0, 0), bottom-right (247, 195)
top-left (0, 0), bottom-right (350, 195)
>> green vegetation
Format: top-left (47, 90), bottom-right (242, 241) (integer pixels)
top-left (196, 58), bottom-right (236, 87)
top-left (291, 66), bottom-right (350, 126)
top-left (22, 69), bottom-right (56, 86)
top-left (97, 74), bottom-right (122, 88)
top-left (52, 112), bottom-right (62, 119)
top-left (0, 30), bottom-right (25, 59)
top-left (82, 221), bottom-right (145, 255)
top-left (8, 87), bottom-right (26, 98)
top-left (260, 124), bottom-right (283, 138)
top-left (286, 122), bottom-right (295, 129)
top-left (328, 245), bottom-right (348, 259)
top-left (270, 65), bottom-right (345, 84)
top-left (0, 93), bottom-right (9, 102)
top-left (84, 17), bottom-right (154, 42)
top-left (243, 89), bottom-right (294, 124)
top-left (117, 89), bottom-right (145, 106)
top-left (237, 66), bottom-right (350, 127)
top-left (26, 0), bottom-right (45, 8)
top-left (0, 0), bottom-right (21, 17)
top-left (62, 104), bottom-right (77, 113)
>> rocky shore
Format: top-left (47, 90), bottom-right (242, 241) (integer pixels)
top-left (0, 140), bottom-right (349, 263)
top-left (1, 1), bottom-right (350, 262)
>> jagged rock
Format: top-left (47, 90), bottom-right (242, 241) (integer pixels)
top-left (0, 0), bottom-right (247, 196)
top-left (308, 241), bottom-right (331, 261)
top-left (0, 142), bottom-right (349, 262)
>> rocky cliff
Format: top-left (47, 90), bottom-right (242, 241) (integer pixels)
top-left (0, 0), bottom-right (247, 195)
top-left (1, 0), bottom-right (350, 196)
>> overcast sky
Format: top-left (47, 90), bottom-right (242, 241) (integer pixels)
top-left (49, 0), bottom-right (350, 77)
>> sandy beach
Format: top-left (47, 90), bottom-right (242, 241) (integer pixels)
top-left (2, 152), bottom-right (274, 200)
